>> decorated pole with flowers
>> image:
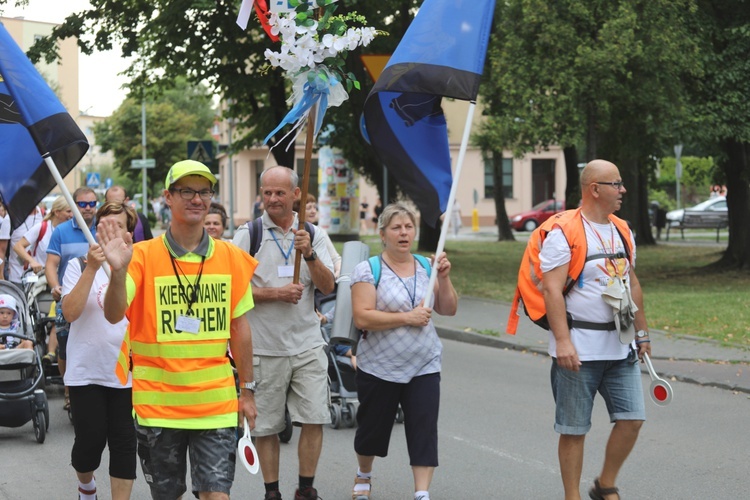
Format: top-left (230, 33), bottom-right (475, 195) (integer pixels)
top-left (256, 0), bottom-right (380, 282)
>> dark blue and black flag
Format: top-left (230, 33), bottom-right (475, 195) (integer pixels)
top-left (0, 23), bottom-right (88, 230)
top-left (363, 0), bottom-right (495, 227)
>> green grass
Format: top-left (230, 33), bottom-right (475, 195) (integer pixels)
top-left (336, 238), bottom-right (750, 347)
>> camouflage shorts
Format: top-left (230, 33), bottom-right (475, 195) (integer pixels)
top-left (134, 420), bottom-right (236, 499)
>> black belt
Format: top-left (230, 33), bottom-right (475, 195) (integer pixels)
top-left (570, 319), bottom-right (617, 331)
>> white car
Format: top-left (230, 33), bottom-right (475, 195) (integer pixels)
top-left (666, 196), bottom-right (727, 225)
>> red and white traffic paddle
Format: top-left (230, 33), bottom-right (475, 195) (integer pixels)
top-left (643, 353), bottom-right (673, 406)
top-left (238, 418), bottom-right (259, 474)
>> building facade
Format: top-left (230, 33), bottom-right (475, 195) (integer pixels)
top-left (216, 97), bottom-right (567, 230)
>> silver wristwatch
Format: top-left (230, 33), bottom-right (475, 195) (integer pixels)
top-left (636, 330), bottom-right (649, 338)
top-left (240, 381), bottom-right (257, 393)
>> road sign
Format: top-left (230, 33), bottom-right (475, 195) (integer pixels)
top-left (131, 159), bottom-right (156, 169)
top-left (86, 172), bottom-right (100, 188)
top-left (187, 141), bottom-right (214, 164)
top-left (105, 177), bottom-right (113, 189)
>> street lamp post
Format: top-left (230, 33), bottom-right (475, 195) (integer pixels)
top-left (227, 115), bottom-right (236, 235)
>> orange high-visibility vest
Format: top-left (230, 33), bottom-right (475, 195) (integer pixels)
top-left (116, 235), bottom-right (257, 429)
top-left (506, 208), bottom-right (633, 335)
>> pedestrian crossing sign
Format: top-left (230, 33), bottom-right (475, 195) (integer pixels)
top-left (187, 141), bottom-right (214, 165)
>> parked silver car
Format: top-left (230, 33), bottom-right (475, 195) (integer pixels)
top-left (666, 196), bottom-right (727, 226)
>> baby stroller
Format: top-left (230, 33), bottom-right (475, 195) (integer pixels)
top-left (0, 280), bottom-right (50, 443)
top-left (22, 269), bottom-right (58, 386)
top-left (318, 293), bottom-right (358, 429)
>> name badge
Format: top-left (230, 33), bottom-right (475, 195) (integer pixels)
top-left (176, 314), bottom-right (201, 334)
top-left (278, 265), bottom-right (294, 278)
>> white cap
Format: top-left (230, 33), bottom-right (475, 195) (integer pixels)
top-left (0, 294), bottom-right (17, 320)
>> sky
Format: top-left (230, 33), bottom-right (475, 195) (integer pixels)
top-left (2, 0), bottom-right (130, 116)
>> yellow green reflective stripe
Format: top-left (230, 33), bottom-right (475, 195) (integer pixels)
top-left (133, 386), bottom-right (236, 407)
top-left (136, 412), bottom-right (236, 430)
top-left (133, 364), bottom-right (231, 386)
top-left (131, 340), bottom-right (228, 358)
top-left (233, 282), bottom-right (255, 318)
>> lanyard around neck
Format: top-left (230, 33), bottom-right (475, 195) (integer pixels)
top-left (381, 255), bottom-right (418, 308)
top-left (582, 215), bottom-right (621, 277)
top-left (269, 228), bottom-right (293, 265)
top-left (168, 253), bottom-right (206, 315)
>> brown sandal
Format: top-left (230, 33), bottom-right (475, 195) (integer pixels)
top-left (589, 478), bottom-right (619, 500)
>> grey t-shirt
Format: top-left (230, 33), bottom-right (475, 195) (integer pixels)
top-left (350, 257), bottom-right (442, 383)
top-left (235, 213), bottom-right (333, 356)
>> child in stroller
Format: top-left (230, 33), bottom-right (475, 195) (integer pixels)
top-left (0, 294), bottom-right (33, 350)
top-left (0, 281), bottom-right (50, 443)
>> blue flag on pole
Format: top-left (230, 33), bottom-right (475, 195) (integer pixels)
top-left (363, 0), bottom-right (495, 227)
top-left (0, 23), bottom-right (88, 230)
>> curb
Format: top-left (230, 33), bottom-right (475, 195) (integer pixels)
top-left (436, 326), bottom-right (750, 395)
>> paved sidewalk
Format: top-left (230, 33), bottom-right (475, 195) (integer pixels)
top-left (433, 296), bottom-right (750, 394)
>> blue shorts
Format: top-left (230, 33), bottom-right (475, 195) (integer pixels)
top-left (135, 421), bottom-right (236, 498)
top-left (550, 349), bottom-right (645, 435)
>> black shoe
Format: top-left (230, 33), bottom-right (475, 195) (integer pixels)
top-left (264, 491), bottom-right (283, 500)
top-left (294, 487), bottom-right (321, 500)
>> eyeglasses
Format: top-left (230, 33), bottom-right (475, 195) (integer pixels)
top-left (171, 188), bottom-right (214, 201)
top-left (594, 181), bottom-right (625, 189)
top-left (76, 201), bottom-right (98, 208)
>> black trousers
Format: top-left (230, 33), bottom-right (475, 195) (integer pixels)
top-left (69, 384), bottom-right (137, 479)
top-left (354, 370), bottom-right (440, 467)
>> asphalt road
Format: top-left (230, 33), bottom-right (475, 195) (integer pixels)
top-left (2, 339), bottom-right (749, 499)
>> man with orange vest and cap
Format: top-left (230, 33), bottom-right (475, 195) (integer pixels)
top-left (99, 160), bottom-right (258, 500)
top-left (540, 159), bottom-right (651, 500)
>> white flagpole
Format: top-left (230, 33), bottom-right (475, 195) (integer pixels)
top-left (43, 155), bottom-right (110, 277)
top-left (423, 101), bottom-right (476, 309)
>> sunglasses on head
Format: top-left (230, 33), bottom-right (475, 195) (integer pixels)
top-left (76, 201), bottom-right (97, 208)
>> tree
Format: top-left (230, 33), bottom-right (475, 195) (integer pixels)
top-left (477, 0), bottom-right (702, 244)
top-left (94, 79), bottom-right (214, 196)
top-left (689, 0), bottom-right (750, 269)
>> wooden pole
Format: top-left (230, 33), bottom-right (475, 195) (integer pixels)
top-left (293, 103), bottom-right (317, 283)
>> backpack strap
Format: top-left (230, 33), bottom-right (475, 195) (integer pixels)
top-left (368, 255), bottom-right (382, 288)
top-left (413, 254), bottom-right (432, 276)
top-left (249, 218), bottom-right (263, 257)
top-left (368, 254), bottom-right (431, 288)
top-left (245, 218), bottom-right (315, 258)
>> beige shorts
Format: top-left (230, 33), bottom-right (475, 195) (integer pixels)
top-left (252, 345), bottom-right (330, 436)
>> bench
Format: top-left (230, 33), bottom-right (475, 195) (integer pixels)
top-left (666, 210), bottom-right (728, 243)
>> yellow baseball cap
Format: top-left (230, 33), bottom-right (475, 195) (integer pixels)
top-left (164, 160), bottom-right (217, 190)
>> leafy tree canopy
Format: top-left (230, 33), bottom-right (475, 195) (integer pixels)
top-left (94, 78), bottom-right (215, 197)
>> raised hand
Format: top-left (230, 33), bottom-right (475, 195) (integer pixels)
top-left (97, 218), bottom-right (133, 272)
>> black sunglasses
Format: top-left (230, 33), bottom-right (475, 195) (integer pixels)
top-left (76, 201), bottom-right (98, 208)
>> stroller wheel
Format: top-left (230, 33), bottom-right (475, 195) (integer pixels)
top-left (278, 408), bottom-right (293, 443)
top-left (33, 410), bottom-right (46, 444)
top-left (329, 403), bottom-right (342, 429)
top-left (342, 402), bottom-right (356, 428)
